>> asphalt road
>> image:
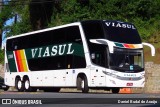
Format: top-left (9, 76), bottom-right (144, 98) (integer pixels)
top-left (0, 91), bottom-right (160, 107)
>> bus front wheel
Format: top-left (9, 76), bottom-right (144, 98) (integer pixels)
top-left (77, 75), bottom-right (89, 93)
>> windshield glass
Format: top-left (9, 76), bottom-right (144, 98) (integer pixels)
top-left (109, 48), bottom-right (144, 72)
top-left (104, 21), bottom-right (142, 44)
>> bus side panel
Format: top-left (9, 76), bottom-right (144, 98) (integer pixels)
top-left (5, 72), bottom-right (16, 86)
top-left (65, 68), bottom-right (90, 87)
top-left (42, 71), bottom-right (54, 87)
top-left (53, 70), bottom-right (66, 86)
top-left (5, 50), bottom-right (18, 86)
top-left (90, 67), bottom-right (106, 87)
top-left (29, 72), bottom-right (43, 87)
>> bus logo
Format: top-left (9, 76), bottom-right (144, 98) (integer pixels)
top-left (8, 54), bottom-right (13, 59)
top-left (31, 43), bottom-right (74, 58)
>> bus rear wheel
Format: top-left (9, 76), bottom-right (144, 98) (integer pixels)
top-left (77, 75), bottom-right (89, 93)
top-left (24, 78), bottom-right (37, 92)
top-left (112, 88), bottom-right (120, 93)
top-left (15, 78), bottom-right (24, 92)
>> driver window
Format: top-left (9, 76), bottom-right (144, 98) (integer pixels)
top-left (90, 44), bottom-right (108, 68)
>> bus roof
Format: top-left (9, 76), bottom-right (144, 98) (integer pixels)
top-left (6, 22), bottom-right (81, 40)
top-left (6, 20), bottom-right (135, 40)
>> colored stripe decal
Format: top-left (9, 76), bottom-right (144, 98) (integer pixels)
top-left (115, 43), bottom-right (124, 47)
top-left (123, 44), bottom-right (130, 48)
top-left (128, 44), bottom-right (135, 48)
top-left (15, 50), bottom-right (28, 72)
top-left (15, 50), bottom-right (22, 72)
top-left (134, 44), bottom-right (140, 48)
top-left (115, 42), bottom-right (142, 49)
top-left (20, 50), bottom-right (28, 71)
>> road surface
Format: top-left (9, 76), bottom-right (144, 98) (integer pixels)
top-left (0, 91), bottom-right (160, 107)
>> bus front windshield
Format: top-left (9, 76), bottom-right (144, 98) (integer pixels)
top-left (109, 48), bottom-right (144, 72)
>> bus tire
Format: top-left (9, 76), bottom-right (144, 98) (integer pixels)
top-left (3, 86), bottom-right (9, 91)
top-left (15, 78), bottom-right (24, 92)
top-left (77, 75), bottom-right (89, 93)
top-left (112, 88), bottom-right (120, 94)
top-left (24, 78), bottom-right (37, 92)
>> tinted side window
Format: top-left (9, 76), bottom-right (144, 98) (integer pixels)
top-left (28, 28), bottom-right (66, 48)
top-left (66, 26), bottom-right (86, 69)
top-left (82, 21), bottom-right (104, 40)
top-left (82, 21), bottom-right (108, 68)
top-left (28, 26), bottom-right (86, 71)
top-left (6, 39), bottom-right (14, 51)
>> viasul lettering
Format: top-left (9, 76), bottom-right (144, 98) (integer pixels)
top-left (31, 43), bottom-right (74, 58)
top-left (105, 22), bottom-right (136, 29)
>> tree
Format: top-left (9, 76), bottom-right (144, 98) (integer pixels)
top-left (29, 0), bottom-right (54, 30)
top-left (0, 0), bottom-right (160, 42)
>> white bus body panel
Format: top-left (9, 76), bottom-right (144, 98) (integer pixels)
top-left (90, 66), bottom-right (106, 87)
top-left (5, 68), bottom-right (91, 87)
top-left (89, 66), bottom-right (145, 88)
top-left (105, 70), bottom-right (145, 87)
top-left (5, 72), bottom-right (15, 86)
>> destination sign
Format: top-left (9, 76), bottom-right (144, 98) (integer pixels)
top-left (105, 22), bottom-right (136, 29)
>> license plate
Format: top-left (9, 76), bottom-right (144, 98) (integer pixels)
top-left (127, 83), bottom-right (133, 86)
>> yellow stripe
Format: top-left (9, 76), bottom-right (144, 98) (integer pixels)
top-left (128, 44), bottom-right (135, 48)
top-left (20, 50), bottom-right (28, 72)
top-left (134, 44), bottom-right (140, 48)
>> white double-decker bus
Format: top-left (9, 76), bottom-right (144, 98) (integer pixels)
top-left (4, 20), bottom-right (155, 93)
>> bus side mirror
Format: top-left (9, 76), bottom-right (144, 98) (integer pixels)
top-left (142, 42), bottom-right (155, 56)
top-left (89, 39), bottom-right (114, 53)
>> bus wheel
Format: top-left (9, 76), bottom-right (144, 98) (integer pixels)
top-left (15, 78), bottom-right (24, 92)
top-left (112, 88), bottom-right (120, 94)
top-left (77, 75), bottom-right (89, 93)
top-left (24, 78), bottom-right (37, 92)
top-left (4, 86), bottom-right (9, 91)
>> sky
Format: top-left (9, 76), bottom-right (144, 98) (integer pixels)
top-left (1, 0), bottom-right (14, 49)
top-left (1, 17), bottom-right (14, 49)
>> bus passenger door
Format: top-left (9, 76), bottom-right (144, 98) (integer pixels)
top-left (90, 52), bottom-right (107, 87)
top-left (90, 67), bottom-right (106, 87)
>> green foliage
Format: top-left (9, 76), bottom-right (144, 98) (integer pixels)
top-left (0, 3), bottom-right (13, 28)
top-left (7, 1), bottom-right (32, 36)
top-left (0, 50), bottom-right (4, 64)
top-left (49, 0), bottom-right (160, 43)
top-left (1, 0), bottom-right (160, 42)
top-left (0, 0), bottom-right (160, 64)
top-left (0, 0), bottom-right (32, 37)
